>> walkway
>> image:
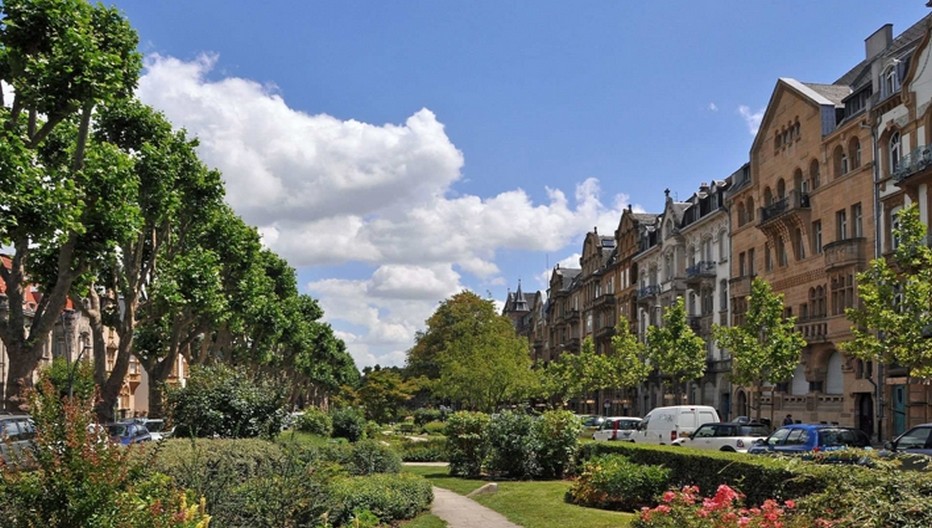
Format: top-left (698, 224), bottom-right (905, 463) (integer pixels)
top-left (430, 486), bottom-right (523, 528)
top-left (403, 463), bottom-right (522, 528)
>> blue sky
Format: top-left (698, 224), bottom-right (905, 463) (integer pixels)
top-left (107, 1), bottom-right (931, 368)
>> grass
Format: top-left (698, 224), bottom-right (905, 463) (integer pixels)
top-left (400, 512), bottom-right (448, 528)
top-left (404, 464), bottom-right (634, 528)
top-left (275, 430), bottom-right (346, 447)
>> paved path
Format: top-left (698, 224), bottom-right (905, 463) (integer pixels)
top-left (430, 486), bottom-right (523, 528)
top-left (404, 463), bottom-right (522, 528)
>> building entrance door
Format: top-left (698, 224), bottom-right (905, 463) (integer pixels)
top-left (856, 393), bottom-right (874, 439)
top-left (892, 385), bottom-right (907, 437)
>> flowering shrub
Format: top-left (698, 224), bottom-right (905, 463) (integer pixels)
top-left (632, 484), bottom-right (810, 528)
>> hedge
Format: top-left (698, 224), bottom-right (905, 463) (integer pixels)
top-left (329, 472), bottom-right (434, 526)
top-left (567, 455), bottom-right (671, 511)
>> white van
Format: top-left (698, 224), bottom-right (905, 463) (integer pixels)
top-left (631, 405), bottom-right (720, 445)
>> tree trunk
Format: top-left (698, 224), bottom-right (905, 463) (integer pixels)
top-left (141, 349), bottom-right (178, 419)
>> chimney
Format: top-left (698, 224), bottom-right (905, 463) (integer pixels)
top-left (865, 24), bottom-right (893, 60)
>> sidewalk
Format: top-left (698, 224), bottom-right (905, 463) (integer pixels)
top-left (430, 486), bottom-right (523, 528)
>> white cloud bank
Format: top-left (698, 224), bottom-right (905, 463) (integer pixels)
top-left (738, 105), bottom-right (765, 136)
top-left (136, 54), bottom-right (631, 367)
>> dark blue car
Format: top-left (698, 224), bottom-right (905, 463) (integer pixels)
top-left (107, 422), bottom-right (152, 446)
top-left (748, 424), bottom-right (870, 454)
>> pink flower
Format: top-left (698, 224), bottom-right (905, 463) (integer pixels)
top-left (662, 491), bottom-right (676, 503)
top-left (784, 500), bottom-right (796, 509)
top-left (739, 517), bottom-right (751, 527)
top-left (655, 504), bottom-right (671, 514)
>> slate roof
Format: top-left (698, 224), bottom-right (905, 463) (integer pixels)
top-left (802, 83), bottom-right (852, 106)
top-left (834, 13), bottom-right (932, 88)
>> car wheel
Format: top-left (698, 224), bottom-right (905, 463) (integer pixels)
top-left (720, 447), bottom-right (736, 452)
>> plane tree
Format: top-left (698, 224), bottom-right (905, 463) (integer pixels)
top-left (646, 297), bottom-right (706, 403)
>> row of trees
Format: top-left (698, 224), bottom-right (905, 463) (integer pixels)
top-left (398, 205), bottom-right (932, 419)
top-left (0, 0), bottom-right (357, 419)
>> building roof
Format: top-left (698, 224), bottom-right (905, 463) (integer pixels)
top-left (802, 82), bottom-right (852, 107)
top-left (834, 13), bottom-right (932, 88)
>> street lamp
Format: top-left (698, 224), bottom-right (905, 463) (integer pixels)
top-left (67, 344), bottom-right (92, 399)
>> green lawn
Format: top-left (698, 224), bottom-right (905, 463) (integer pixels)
top-left (404, 465), bottom-right (634, 528)
top-left (400, 512), bottom-right (448, 528)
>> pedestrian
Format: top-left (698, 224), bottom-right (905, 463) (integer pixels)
top-left (783, 414), bottom-right (793, 426)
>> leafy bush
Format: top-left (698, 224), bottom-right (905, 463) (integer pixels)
top-left (168, 364), bottom-right (285, 439)
top-left (331, 407), bottom-right (367, 442)
top-left (577, 441), bottom-right (837, 505)
top-left (485, 410), bottom-right (540, 479)
top-left (0, 363), bottom-right (208, 527)
top-left (422, 420), bottom-right (446, 435)
top-left (567, 455), bottom-right (671, 511)
top-left (398, 437), bottom-right (448, 462)
top-left (632, 484), bottom-right (810, 528)
top-left (319, 440), bottom-right (402, 475)
top-left (533, 409), bottom-right (582, 478)
top-left (364, 420), bottom-right (384, 440)
top-left (444, 411), bottom-right (490, 478)
top-left (329, 472), bottom-right (433, 526)
top-left (413, 408), bottom-right (445, 426)
top-left (295, 407), bottom-right (333, 437)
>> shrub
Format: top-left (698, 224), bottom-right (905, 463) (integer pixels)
top-left (0, 363), bottom-right (208, 527)
top-left (413, 408), bottom-right (444, 426)
top-left (364, 420), bottom-right (384, 440)
top-left (319, 440), bottom-right (402, 475)
top-left (331, 407), bottom-right (367, 442)
top-left (295, 407), bottom-right (333, 436)
top-left (168, 364), bottom-right (285, 439)
top-left (485, 410), bottom-right (540, 479)
top-left (445, 411), bottom-right (490, 478)
top-left (632, 484), bottom-right (810, 528)
top-left (533, 409), bottom-right (582, 478)
top-left (398, 437), bottom-right (448, 462)
top-left (567, 455), bottom-right (671, 511)
top-left (422, 420), bottom-right (446, 435)
top-left (329, 472), bottom-right (433, 526)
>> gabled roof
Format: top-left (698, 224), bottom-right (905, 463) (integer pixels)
top-left (834, 13), bottom-right (932, 89)
top-left (801, 82), bottom-right (851, 107)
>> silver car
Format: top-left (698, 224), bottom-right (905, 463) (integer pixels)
top-left (886, 423), bottom-right (932, 456)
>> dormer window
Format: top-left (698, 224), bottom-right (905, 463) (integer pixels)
top-left (883, 65), bottom-right (899, 97)
top-left (889, 131), bottom-right (901, 175)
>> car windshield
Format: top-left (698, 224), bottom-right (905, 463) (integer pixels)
top-left (618, 420), bottom-right (640, 430)
top-left (739, 425), bottom-right (770, 436)
top-left (144, 420), bottom-right (164, 433)
top-left (108, 424), bottom-right (128, 436)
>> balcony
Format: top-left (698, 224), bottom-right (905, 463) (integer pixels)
top-left (685, 261), bottom-right (716, 286)
top-left (796, 316), bottom-right (828, 342)
top-left (688, 314), bottom-right (713, 335)
top-left (892, 145), bottom-right (932, 184)
top-left (592, 292), bottom-right (616, 309)
top-left (562, 308), bottom-right (580, 322)
top-left (823, 237), bottom-right (867, 271)
top-left (729, 275), bottom-right (753, 299)
top-left (595, 323), bottom-right (616, 339)
top-left (637, 285), bottom-right (661, 302)
top-left (759, 190), bottom-right (810, 225)
top-left (706, 357), bottom-right (732, 374)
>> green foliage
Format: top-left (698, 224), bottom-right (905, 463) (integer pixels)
top-left (331, 406), bottom-right (367, 442)
top-left (296, 407), bottom-right (333, 437)
top-left (533, 410), bottom-right (583, 479)
top-left (646, 297), bottom-right (707, 398)
top-left (0, 369), bottom-right (206, 527)
top-left (843, 204), bottom-right (932, 378)
top-left (358, 367), bottom-right (415, 423)
top-left (396, 437), bottom-right (448, 462)
top-left (167, 364), bottom-right (286, 439)
top-left (422, 420), bottom-right (446, 435)
top-left (408, 291), bottom-right (537, 411)
top-left (631, 484), bottom-right (809, 528)
top-left (413, 407), bottom-right (446, 426)
top-left (329, 472), bottom-right (434, 526)
top-left (444, 411), bottom-right (490, 478)
top-left (713, 278), bottom-right (805, 420)
top-left (319, 440), bottom-right (402, 476)
top-left (567, 455), bottom-right (671, 511)
top-left (485, 410), bottom-right (541, 479)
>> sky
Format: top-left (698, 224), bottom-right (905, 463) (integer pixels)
top-left (103, 1), bottom-right (931, 369)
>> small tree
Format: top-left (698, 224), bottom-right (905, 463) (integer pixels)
top-left (713, 278), bottom-right (805, 422)
top-left (842, 204), bottom-right (932, 379)
top-left (609, 317), bottom-right (652, 390)
top-left (646, 297), bottom-right (706, 403)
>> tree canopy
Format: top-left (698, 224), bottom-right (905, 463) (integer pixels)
top-left (646, 297), bottom-right (706, 400)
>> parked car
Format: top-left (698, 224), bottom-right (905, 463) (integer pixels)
top-left (134, 418), bottom-right (172, 441)
top-left (107, 422), bottom-right (152, 445)
top-left (884, 423), bottom-right (932, 456)
top-left (748, 424), bottom-right (871, 454)
top-left (672, 421), bottom-right (770, 452)
top-left (631, 405), bottom-right (720, 445)
top-left (580, 415), bottom-right (606, 428)
top-left (0, 413), bottom-right (36, 465)
top-left (593, 417), bottom-right (642, 441)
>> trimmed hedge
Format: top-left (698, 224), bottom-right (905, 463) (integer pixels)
top-left (577, 441), bottom-right (845, 505)
top-left (329, 472), bottom-right (434, 526)
top-left (318, 439), bottom-right (402, 475)
top-left (398, 437), bottom-right (448, 462)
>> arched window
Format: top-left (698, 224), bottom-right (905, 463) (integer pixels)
top-left (848, 137), bottom-right (861, 169)
top-left (718, 230), bottom-right (728, 262)
top-left (737, 203), bottom-right (746, 226)
top-left (889, 131), bottom-right (901, 175)
top-left (776, 178), bottom-right (786, 200)
top-left (794, 168), bottom-right (805, 193)
top-left (826, 352), bottom-right (844, 395)
top-left (809, 159), bottom-right (821, 189)
top-left (883, 65), bottom-right (899, 97)
top-left (833, 145), bottom-right (846, 178)
top-left (763, 187), bottom-right (774, 206)
top-left (791, 363), bottom-right (808, 395)
top-left (746, 197), bottom-right (755, 221)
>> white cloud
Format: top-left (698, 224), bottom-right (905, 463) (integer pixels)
top-left (708, 102), bottom-right (718, 112)
top-left (136, 54), bottom-right (632, 367)
top-left (738, 105), bottom-right (764, 136)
